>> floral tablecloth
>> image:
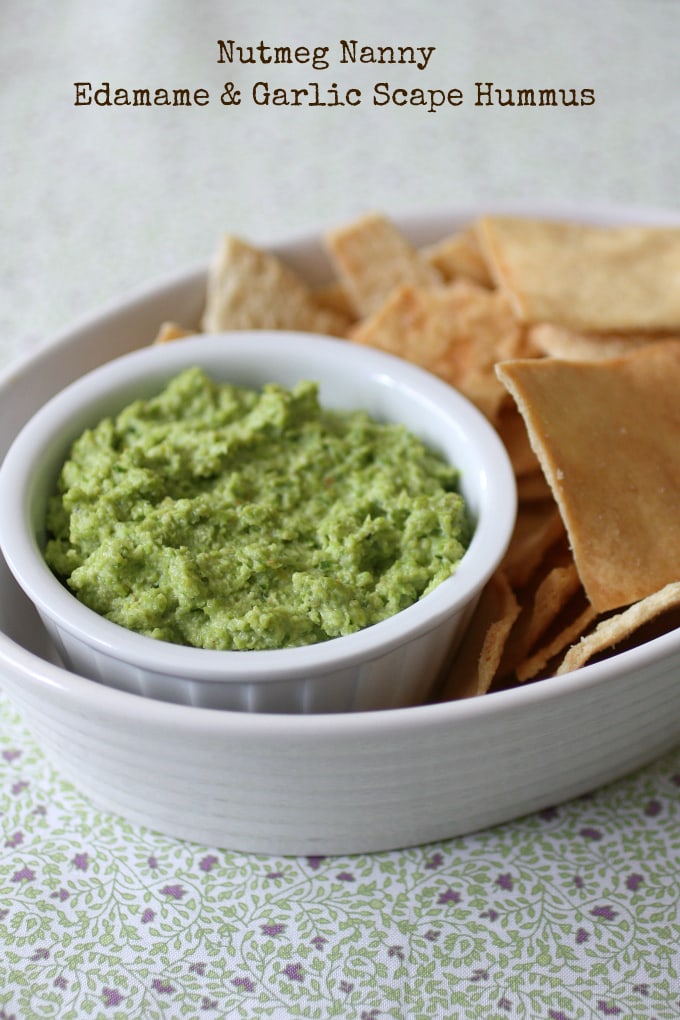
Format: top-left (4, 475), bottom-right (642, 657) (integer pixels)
top-left (1, 688), bottom-right (679, 1019)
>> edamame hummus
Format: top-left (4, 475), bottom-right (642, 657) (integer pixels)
top-left (44, 367), bottom-right (472, 650)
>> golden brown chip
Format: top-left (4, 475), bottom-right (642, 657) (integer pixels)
top-left (201, 235), bottom-right (349, 336)
top-left (556, 581), bottom-right (680, 674)
top-left (516, 471), bottom-right (553, 504)
top-left (440, 570), bottom-right (520, 699)
top-left (477, 216), bottom-right (680, 332)
top-left (422, 225), bottom-right (494, 288)
top-left (519, 557), bottom-right (582, 656)
top-left (529, 323), bottom-right (662, 361)
top-left (324, 212), bottom-right (442, 317)
top-left (500, 503), bottom-right (566, 590)
top-left (352, 280), bottom-right (522, 420)
top-left (494, 403), bottom-right (541, 477)
top-left (152, 322), bottom-right (196, 345)
top-left (515, 597), bottom-right (598, 682)
top-left (498, 539), bottom-right (582, 677)
top-left (313, 281), bottom-right (358, 324)
top-left (496, 342), bottom-right (680, 612)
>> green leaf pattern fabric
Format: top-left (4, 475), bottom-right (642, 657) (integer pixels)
top-left (0, 694), bottom-right (679, 1019)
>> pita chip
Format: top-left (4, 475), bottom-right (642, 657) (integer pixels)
top-left (496, 341), bottom-right (680, 612)
top-left (556, 581), bottom-right (680, 674)
top-left (440, 570), bottom-right (520, 699)
top-left (202, 235), bottom-right (349, 336)
top-left (324, 212), bottom-right (442, 317)
top-left (477, 216), bottom-right (680, 332)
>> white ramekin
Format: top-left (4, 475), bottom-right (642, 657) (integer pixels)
top-left (0, 331), bottom-right (516, 712)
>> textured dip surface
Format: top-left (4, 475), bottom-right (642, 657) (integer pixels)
top-left (45, 367), bottom-right (471, 649)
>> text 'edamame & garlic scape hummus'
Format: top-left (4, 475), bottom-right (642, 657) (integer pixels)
top-left (44, 367), bottom-right (472, 650)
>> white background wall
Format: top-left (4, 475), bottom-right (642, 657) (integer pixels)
top-left (2, 0), bottom-right (679, 362)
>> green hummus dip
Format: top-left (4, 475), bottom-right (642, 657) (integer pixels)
top-left (45, 367), bottom-right (472, 650)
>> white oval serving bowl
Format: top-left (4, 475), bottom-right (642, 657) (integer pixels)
top-left (0, 203), bottom-right (679, 855)
top-left (0, 332), bottom-right (516, 713)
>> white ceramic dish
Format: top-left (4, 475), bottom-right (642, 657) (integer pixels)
top-left (1, 203), bottom-right (679, 856)
top-left (0, 332), bottom-right (515, 713)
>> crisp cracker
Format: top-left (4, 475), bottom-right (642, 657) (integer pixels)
top-left (477, 216), bottom-right (680, 332)
top-left (556, 581), bottom-right (680, 674)
top-left (313, 281), bottom-right (358, 324)
top-left (499, 539), bottom-right (582, 677)
top-left (494, 403), bottom-right (541, 477)
top-left (422, 225), bottom-right (494, 288)
top-left (201, 234), bottom-right (349, 336)
top-left (324, 212), bottom-right (442, 317)
top-left (516, 471), bottom-right (553, 504)
top-left (529, 324), bottom-right (660, 361)
top-left (496, 341), bottom-right (680, 612)
top-left (515, 597), bottom-right (598, 682)
top-left (500, 503), bottom-right (566, 589)
top-left (352, 280), bottom-right (522, 420)
top-left (152, 322), bottom-right (196, 345)
top-left (440, 570), bottom-right (520, 699)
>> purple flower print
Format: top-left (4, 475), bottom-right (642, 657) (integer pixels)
top-left (339, 980), bottom-right (354, 993)
top-left (387, 945), bottom-right (404, 960)
top-left (10, 780), bottom-right (28, 796)
top-left (481, 908), bottom-right (499, 921)
top-left (2, 749), bottom-right (22, 762)
top-left (5, 831), bottom-right (23, 848)
top-left (141, 908), bottom-right (155, 923)
top-left (670, 773), bottom-right (680, 787)
top-left (199, 854), bottom-right (218, 872)
top-left (548, 1011), bottom-right (572, 1020)
top-left (579, 826), bottom-right (603, 841)
top-left (73, 853), bottom-right (89, 871)
top-left (626, 873), bottom-right (644, 891)
top-left (425, 852), bottom-right (444, 869)
top-left (283, 963), bottom-right (304, 982)
top-left (591, 905), bottom-right (617, 921)
top-left (597, 1002), bottom-right (622, 1016)
top-left (575, 927), bottom-right (589, 944)
top-left (306, 855), bottom-right (325, 869)
top-left (190, 962), bottom-right (206, 975)
top-left (361, 1011), bottom-right (380, 1020)
top-left (424, 929), bottom-right (441, 941)
top-left (11, 866), bottom-right (34, 882)
top-left (470, 968), bottom-right (489, 982)
top-left (437, 888), bottom-right (460, 905)
top-left (102, 988), bottom-right (124, 1008)
top-left (200, 997), bottom-right (218, 1010)
top-left (50, 888), bottom-right (69, 902)
top-left (160, 884), bottom-right (186, 900)
top-left (498, 997), bottom-right (512, 1011)
top-left (261, 923), bottom-right (285, 936)
top-left (496, 873), bottom-right (513, 891)
top-left (53, 976), bottom-right (67, 990)
top-left (151, 978), bottom-right (175, 995)
top-left (573, 875), bottom-right (585, 889)
top-left (148, 856), bottom-right (158, 869)
top-left (233, 976), bottom-right (255, 992)
top-left (632, 983), bottom-right (649, 996)
top-left (644, 799), bottom-right (662, 817)
top-left (266, 870), bottom-right (284, 879)
top-left (539, 805), bottom-right (559, 821)
top-left (31, 948), bottom-right (49, 961)
top-left (337, 871), bottom-right (355, 882)
top-left (311, 935), bottom-right (327, 950)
